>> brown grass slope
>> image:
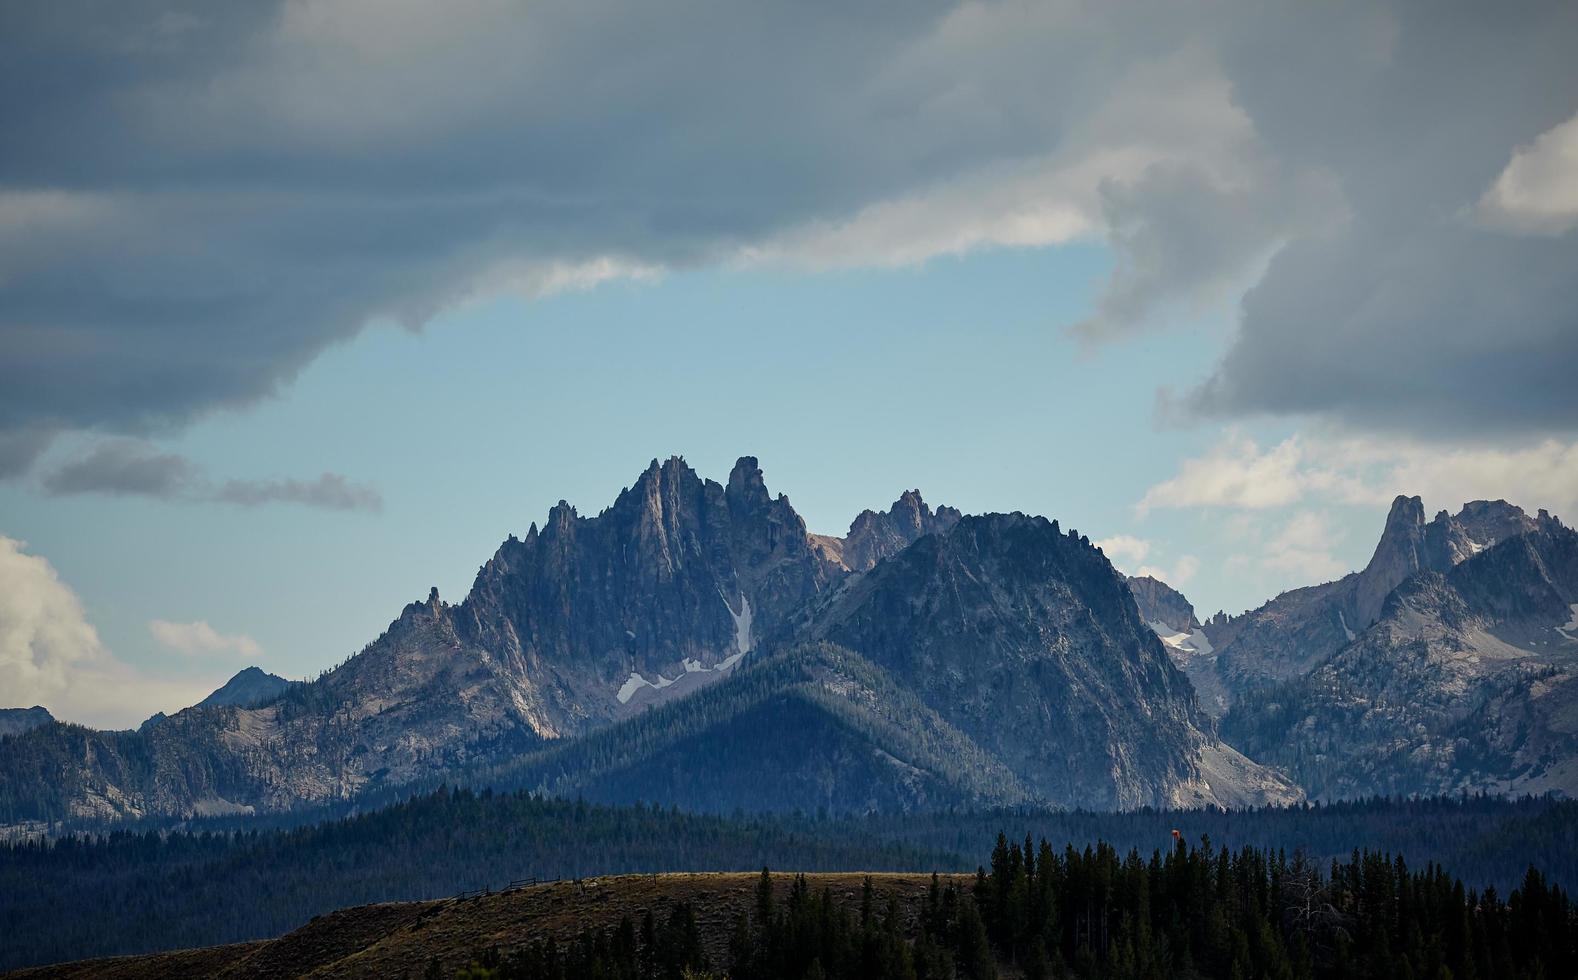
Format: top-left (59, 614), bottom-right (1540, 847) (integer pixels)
top-left (5, 872), bottom-right (970, 980)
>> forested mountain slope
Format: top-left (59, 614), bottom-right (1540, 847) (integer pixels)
top-left (12, 817), bottom-right (1575, 979)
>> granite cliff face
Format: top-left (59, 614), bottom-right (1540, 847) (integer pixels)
top-left (1128, 576), bottom-right (1227, 716)
top-left (450, 455), bottom-right (837, 729)
top-left (1223, 513), bottom-right (1578, 799)
top-left (1127, 575), bottom-right (1199, 634)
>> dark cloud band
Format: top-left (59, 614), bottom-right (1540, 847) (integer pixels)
top-left (40, 440), bottom-right (382, 512)
top-left (1, 0), bottom-right (1574, 459)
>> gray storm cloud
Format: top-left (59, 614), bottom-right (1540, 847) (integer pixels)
top-left (1, 0), bottom-right (1575, 458)
top-left (40, 439), bottom-right (382, 512)
top-left (1180, 0), bottom-right (1578, 435)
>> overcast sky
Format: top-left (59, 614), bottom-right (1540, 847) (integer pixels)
top-left (2, 0), bottom-right (1576, 727)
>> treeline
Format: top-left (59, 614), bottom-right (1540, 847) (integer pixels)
top-left (0, 788), bottom-right (947, 972)
top-left (4, 789), bottom-right (1576, 971)
top-left (451, 839), bottom-right (1575, 979)
top-left (453, 900), bottom-right (710, 980)
top-left (859, 793), bottom-right (1578, 896)
top-left (969, 832), bottom-right (1574, 979)
top-left (452, 872), bottom-right (996, 980)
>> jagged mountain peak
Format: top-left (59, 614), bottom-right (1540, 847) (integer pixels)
top-left (1356, 495), bottom-right (1539, 629)
top-left (820, 486), bottom-right (963, 573)
top-left (1198, 494), bottom-right (1550, 718)
top-left (726, 454), bottom-right (766, 495)
top-left (0, 455), bottom-right (1296, 826)
top-left (1225, 517), bottom-right (1578, 801)
top-left (197, 667), bottom-right (294, 710)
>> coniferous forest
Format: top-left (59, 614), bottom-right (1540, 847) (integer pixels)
top-left (15, 830), bottom-right (1558, 977)
top-left (3, 788), bottom-right (1576, 973)
top-left (452, 840), bottom-right (1574, 980)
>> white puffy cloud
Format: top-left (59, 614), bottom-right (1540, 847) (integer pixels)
top-left (1148, 554), bottom-right (1201, 588)
top-left (0, 535), bottom-right (215, 728)
top-left (149, 620), bottom-right (262, 659)
top-left (1095, 534), bottom-right (1152, 568)
top-left (1259, 511), bottom-right (1348, 584)
top-left (1096, 534), bottom-right (1199, 589)
top-left (1139, 430), bottom-right (1578, 521)
top-left (1136, 434), bottom-right (1350, 514)
top-left (1478, 111), bottom-right (1578, 236)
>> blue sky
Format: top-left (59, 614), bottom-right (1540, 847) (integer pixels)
top-left (0, 242), bottom-right (1372, 713)
top-left (2, 1), bottom-right (1575, 726)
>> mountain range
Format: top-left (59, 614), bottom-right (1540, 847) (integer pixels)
top-left (1, 456), bottom-right (1572, 830)
top-left (0, 456), bottom-right (1294, 828)
top-left (1222, 509), bottom-right (1578, 799)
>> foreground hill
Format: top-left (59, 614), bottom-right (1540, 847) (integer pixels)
top-left (14, 831), bottom-right (1574, 980)
top-left (4, 872), bottom-right (960, 980)
top-left (0, 789), bottom-right (951, 972)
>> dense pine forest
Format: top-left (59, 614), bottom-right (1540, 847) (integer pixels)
top-left (0, 788), bottom-right (945, 971)
top-left (3, 789), bottom-right (1576, 972)
top-left (453, 842), bottom-right (1575, 980)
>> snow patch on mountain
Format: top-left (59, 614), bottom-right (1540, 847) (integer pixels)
top-left (1149, 622), bottom-right (1213, 660)
top-left (1559, 603), bottom-right (1578, 640)
top-left (616, 671), bottom-right (675, 704)
top-left (724, 591), bottom-right (754, 657)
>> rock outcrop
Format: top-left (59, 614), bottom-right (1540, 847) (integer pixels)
top-left (810, 489), bottom-right (961, 573)
top-left (1128, 575), bottom-right (1200, 633)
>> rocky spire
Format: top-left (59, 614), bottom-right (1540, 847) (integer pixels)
top-left (1353, 495), bottom-right (1428, 627)
top-left (837, 489), bottom-right (962, 572)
